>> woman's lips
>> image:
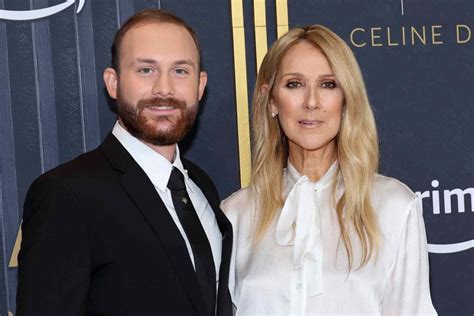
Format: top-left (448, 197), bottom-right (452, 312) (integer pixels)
top-left (298, 119), bottom-right (324, 127)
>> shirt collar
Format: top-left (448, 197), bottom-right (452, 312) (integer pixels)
top-left (112, 121), bottom-right (192, 193)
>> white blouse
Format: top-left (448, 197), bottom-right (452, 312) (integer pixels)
top-left (221, 163), bottom-right (437, 315)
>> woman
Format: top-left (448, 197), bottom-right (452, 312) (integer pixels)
top-left (222, 25), bottom-right (437, 315)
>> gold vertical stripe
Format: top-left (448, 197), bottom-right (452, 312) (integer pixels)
top-left (276, 0), bottom-right (289, 38)
top-left (231, 0), bottom-right (251, 187)
top-left (253, 0), bottom-right (268, 72)
top-left (9, 225), bottom-right (21, 267)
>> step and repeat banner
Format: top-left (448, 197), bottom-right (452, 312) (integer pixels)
top-left (0, 0), bottom-right (472, 315)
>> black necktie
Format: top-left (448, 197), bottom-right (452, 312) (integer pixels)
top-left (167, 167), bottom-right (216, 314)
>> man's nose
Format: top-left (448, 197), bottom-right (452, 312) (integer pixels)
top-left (152, 73), bottom-right (174, 97)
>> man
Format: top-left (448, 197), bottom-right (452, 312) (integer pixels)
top-left (17, 9), bottom-right (232, 316)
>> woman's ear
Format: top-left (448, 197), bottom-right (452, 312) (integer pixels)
top-left (262, 84), bottom-right (278, 115)
top-left (261, 83), bottom-right (269, 96)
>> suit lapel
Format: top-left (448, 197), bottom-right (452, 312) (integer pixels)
top-left (184, 161), bottom-right (233, 316)
top-left (100, 134), bottom-right (208, 315)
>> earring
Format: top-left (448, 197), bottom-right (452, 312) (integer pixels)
top-left (271, 112), bottom-right (278, 118)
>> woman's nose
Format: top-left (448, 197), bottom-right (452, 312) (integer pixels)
top-left (304, 86), bottom-right (319, 110)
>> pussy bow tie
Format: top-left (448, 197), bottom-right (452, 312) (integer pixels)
top-left (275, 175), bottom-right (324, 297)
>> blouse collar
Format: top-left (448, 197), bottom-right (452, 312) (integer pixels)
top-left (285, 160), bottom-right (339, 196)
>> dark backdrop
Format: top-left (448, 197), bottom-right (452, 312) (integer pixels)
top-left (0, 0), bottom-right (472, 315)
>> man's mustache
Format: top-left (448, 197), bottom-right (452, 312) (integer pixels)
top-left (137, 97), bottom-right (186, 110)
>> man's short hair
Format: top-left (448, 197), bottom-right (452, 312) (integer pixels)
top-left (111, 9), bottom-right (201, 72)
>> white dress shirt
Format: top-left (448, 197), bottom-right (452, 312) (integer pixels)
top-left (112, 122), bottom-right (222, 283)
top-left (222, 162), bottom-right (437, 315)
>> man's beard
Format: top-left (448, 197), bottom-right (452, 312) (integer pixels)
top-left (117, 90), bottom-right (198, 146)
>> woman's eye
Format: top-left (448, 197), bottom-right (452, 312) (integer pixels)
top-left (286, 81), bottom-right (302, 89)
top-left (321, 80), bottom-right (337, 89)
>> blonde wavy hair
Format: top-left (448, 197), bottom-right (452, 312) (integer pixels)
top-left (250, 25), bottom-right (380, 269)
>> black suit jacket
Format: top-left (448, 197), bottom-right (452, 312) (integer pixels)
top-left (17, 134), bottom-right (233, 316)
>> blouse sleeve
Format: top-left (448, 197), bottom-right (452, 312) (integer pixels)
top-left (220, 198), bottom-right (239, 314)
top-left (382, 198), bottom-right (437, 315)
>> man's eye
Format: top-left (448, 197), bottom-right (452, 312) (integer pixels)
top-left (286, 81), bottom-right (302, 89)
top-left (138, 68), bottom-right (153, 74)
top-left (320, 80), bottom-right (337, 89)
top-left (175, 68), bottom-right (189, 75)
